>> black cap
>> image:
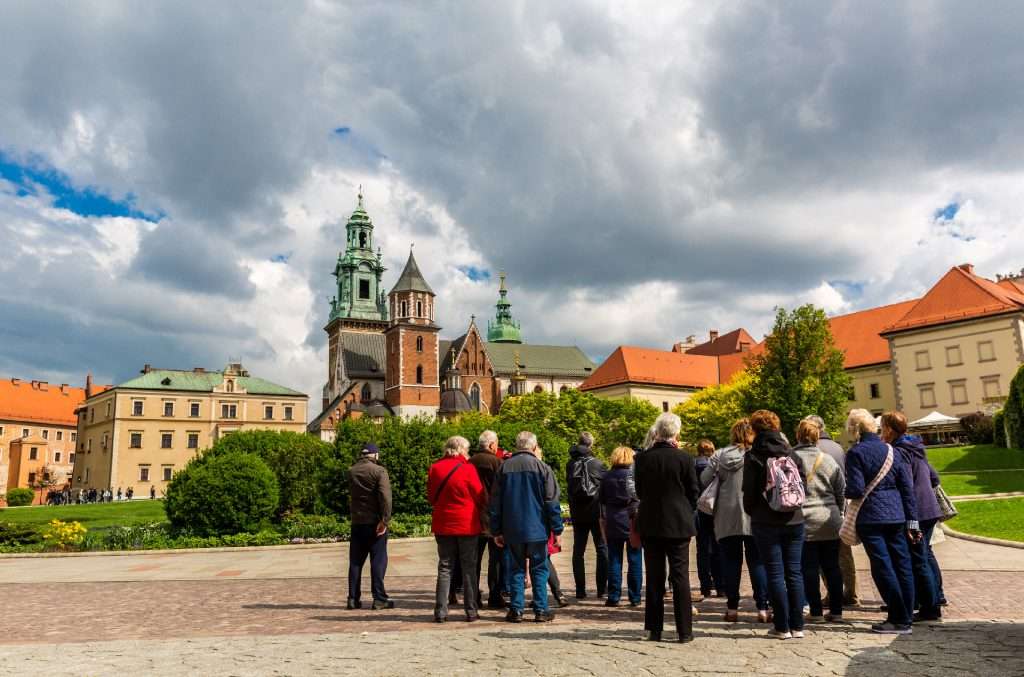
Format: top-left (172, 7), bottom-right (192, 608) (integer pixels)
top-left (361, 442), bottom-right (380, 456)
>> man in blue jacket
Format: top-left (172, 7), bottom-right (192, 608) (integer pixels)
top-left (490, 430), bottom-right (564, 623)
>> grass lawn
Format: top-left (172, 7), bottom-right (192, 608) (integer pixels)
top-left (927, 445), bottom-right (1024, 472)
top-left (941, 471), bottom-right (1024, 497)
top-left (948, 497), bottom-right (1024, 543)
top-left (0, 500), bottom-right (167, 530)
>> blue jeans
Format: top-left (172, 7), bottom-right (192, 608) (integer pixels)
top-left (695, 512), bottom-right (722, 595)
top-left (858, 522), bottom-right (915, 626)
top-left (508, 541), bottom-right (550, 613)
top-left (802, 539), bottom-right (843, 616)
top-left (606, 538), bottom-right (643, 604)
top-left (752, 522), bottom-right (806, 632)
top-left (718, 535), bottom-right (769, 611)
top-left (911, 518), bottom-right (941, 615)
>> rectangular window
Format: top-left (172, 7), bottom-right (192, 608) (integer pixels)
top-left (105, 402), bottom-right (111, 417)
top-left (42, 429), bottom-right (49, 440)
top-left (27, 472), bottom-right (36, 485)
top-left (846, 384), bottom-right (856, 401)
top-left (87, 439), bottom-right (92, 453)
top-left (130, 432), bottom-right (143, 448)
top-left (869, 383), bottom-right (881, 399)
top-left (221, 404), bottom-right (237, 419)
top-left (284, 406), bottom-right (293, 421)
top-left (982, 376), bottom-right (1002, 400)
top-left (54, 451), bottom-right (61, 462)
top-left (914, 349), bottom-right (931, 371)
top-left (101, 433), bottom-right (108, 449)
top-left (56, 430), bottom-right (63, 441)
top-left (264, 405), bottom-right (274, 420)
top-left (978, 341), bottom-right (996, 362)
top-left (22, 428), bottom-right (30, 438)
top-left (0, 426), bottom-right (4, 437)
top-left (162, 466), bottom-right (173, 482)
top-left (29, 447), bottom-right (38, 460)
top-left (139, 466), bottom-right (150, 482)
top-left (69, 453), bottom-right (75, 465)
top-left (945, 345), bottom-right (963, 367)
top-left (132, 400), bottom-right (144, 416)
top-left (163, 401), bottom-right (174, 417)
top-left (90, 408), bottom-right (95, 423)
top-left (662, 401), bottom-right (669, 413)
top-left (190, 402), bottom-right (201, 417)
top-left (949, 380), bottom-right (969, 406)
top-left (160, 432), bottom-right (173, 449)
top-left (919, 384), bottom-right (936, 409)
top-left (85, 468), bottom-right (90, 482)
top-left (359, 278), bottom-right (371, 299)
top-left (187, 432), bottom-right (199, 449)
top-left (71, 432), bottom-right (77, 442)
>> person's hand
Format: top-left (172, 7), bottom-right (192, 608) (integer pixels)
top-left (375, 521), bottom-right (388, 537)
top-left (494, 535), bottom-right (505, 548)
top-left (553, 534), bottom-right (562, 550)
top-left (907, 529), bottom-right (922, 544)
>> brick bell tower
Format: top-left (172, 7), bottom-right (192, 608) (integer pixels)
top-left (385, 248), bottom-right (441, 417)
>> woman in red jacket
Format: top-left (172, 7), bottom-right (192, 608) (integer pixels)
top-left (428, 435), bottom-right (486, 622)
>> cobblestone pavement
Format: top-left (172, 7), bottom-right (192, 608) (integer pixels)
top-left (1, 531), bottom-right (1022, 675)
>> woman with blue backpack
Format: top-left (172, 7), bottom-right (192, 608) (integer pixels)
top-left (742, 409), bottom-right (808, 640)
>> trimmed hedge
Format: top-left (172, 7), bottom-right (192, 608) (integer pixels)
top-left (4, 488), bottom-right (35, 507)
top-left (960, 412), bottom-right (995, 445)
top-left (994, 409), bottom-right (1007, 448)
top-left (1006, 364), bottom-right (1024, 450)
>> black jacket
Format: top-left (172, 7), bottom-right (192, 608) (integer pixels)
top-left (599, 465), bottom-right (638, 542)
top-left (634, 441), bottom-right (699, 539)
top-left (566, 443), bottom-right (606, 523)
top-left (349, 457), bottom-right (393, 526)
top-left (742, 431), bottom-right (805, 527)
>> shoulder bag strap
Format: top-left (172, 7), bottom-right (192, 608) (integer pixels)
top-left (862, 445), bottom-right (894, 500)
top-left (432, 461), bottom-right (464, 504)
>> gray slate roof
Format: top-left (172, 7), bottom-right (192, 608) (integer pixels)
top-left (341, 331), bottom-right (386, 379)
top-left (389, 251), bottom-right (434, 295)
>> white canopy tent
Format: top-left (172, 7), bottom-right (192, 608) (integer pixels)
top-left (908, 411), bottom-right (962, 429)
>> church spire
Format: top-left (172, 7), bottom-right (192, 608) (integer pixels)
top-left (487, 271), bottom-right (523, 343)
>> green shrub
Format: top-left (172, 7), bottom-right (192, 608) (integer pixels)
top-left (0, 521), bottom-right (42, 546)
top-left (280, 513), bottom-right (349, 540)
top-left (387, 513), bottom-right (433, 538)
top-left (1006, 364), bottom-right (1024, 449)
top-left (164, 450), bottom-right (279, 536)
top-left (961, 412), bottom-right (995, 445)
top-left (994, 410), bottom-right (1007, 448)
top-left (4, 488), bottom-right (35, 507)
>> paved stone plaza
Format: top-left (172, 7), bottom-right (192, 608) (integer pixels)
top-left (1, 531), bottom-right (1023, 676)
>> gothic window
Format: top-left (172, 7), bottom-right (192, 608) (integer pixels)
top-left (416, 301), bottom-right (422, 317)
top-left (416, 336), bottom-right (423, 352)
top-left (401, 300), bottom-right (408, 317)
top-left (361, 383), bottom-right (371, 403)
top-left (359, 279), bottom-right (371, 299)
top-left (470, 383), bottom-right (481, 410)
top-left (416, 365), bottom-right (424, 384)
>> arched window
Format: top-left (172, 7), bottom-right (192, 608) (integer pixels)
top-left (534, 385), bottom-right (543, 394)
top-left (400, 300), bottom-right (408, 317)
top-left (359, 231), bottom-right (367, 248)
top-left (416, 365), bottom-right (423, 384)
top-left (416, 301), bottom-right (422, 317)
top-left (559, 385), bottom-right (568, 394)
top-left (361, 383), bottom-right (372, 403)
top-left (416, 336), bottom-right (423, 352)
top-left (226, 380), bottom-right (234, 393)
top-left (470, 383), bottom-right (481, 410)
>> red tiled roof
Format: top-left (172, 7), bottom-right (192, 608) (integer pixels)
top-left (883, 265), bottom-right (1024, 334)
top-left (828, 299), bottom-right (919, 369)
top-left (998, 278), bottom-right (1024, 296)
top-left (0, 379), bottom-right (89, 427)
top-left (686, 328), bottom-right (758, 357)
top-left (580, 346), bottom-right (720, 391)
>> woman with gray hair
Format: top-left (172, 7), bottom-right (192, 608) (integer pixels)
top-left (428, 435), bottom-right (486, 622)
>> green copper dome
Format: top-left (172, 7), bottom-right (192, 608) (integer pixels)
top-left (487, 272), bottom-right (523, 343)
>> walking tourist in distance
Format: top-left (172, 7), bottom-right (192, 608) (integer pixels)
top-left (803, 414), bottom-right (859, 608)
top-left (428, 435), bottom-right (486, 622)
top-left (702, 419), bottom-right (770, 623)
top-left (599, 445), bottom-right (643, 607)
top-left (844, 408), bottom-right (919, 635)
top-left (634, 412), bottom-right (699, 643)
top-left (693, 439), bottom-right (723, 599)
top-left (489, 431), bottom-right (563, 623)
top-left (743, 410), bottom-right (807, 640)
top-left (347, 442), bottom-right (394, 611)
top-left (566, 431), bottom-right (608, 599)
top-left (792, 419), bottom-right (846, 623)
top-left (881, 411), bottom-right (945, 623)
top-left (470, 429), bottom-right (507, 609)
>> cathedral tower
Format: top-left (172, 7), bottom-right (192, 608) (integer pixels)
top-left (384, 249), bottom-right (441, 417)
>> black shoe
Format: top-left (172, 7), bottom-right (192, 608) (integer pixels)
top-left (466, 613), bottom-right (480, 622)
top-left (346, 599), bottom-right (362, 610)
top-left (938, 598), bottom-right (949, 607)
top-left (644, 631), bottom-right (662, 642)
top-left (448, 591), bottom-right (459, 605)
top-left (487, 597), bottom-right (507, 610)
top-left (678, 634), bottom-right (695, 643)
top-left (576, 592), bottom-right (588, 599)
top-left (555, 595), bottom-right (570, 608)
top-left (371, 598), bottom-right (395, 610)
top-left (604, 599), bottom-right (620, 607)
top-left (913, 612), bottom-right (942, 623)
top-left (534, 610), bottom-right (555, 623)
top-left (434, 615), bottom-right (447, 623)
top-left (505, 609), bottom-right (524, 623)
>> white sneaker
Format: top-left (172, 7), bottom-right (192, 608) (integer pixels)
top-left (767, 629), bottom-right (792, 640)
top-left (791, 630), bottom-right (805, 639)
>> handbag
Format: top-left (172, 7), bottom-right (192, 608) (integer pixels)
top-left (697, 474), bottom-right (720, 515)
top-left (934, 484), bottom-right (959, 522)
top-left (839, 445), bottom-right (894, 547)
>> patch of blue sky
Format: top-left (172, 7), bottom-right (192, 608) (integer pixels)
top-left (934, 202), bottom-right (960, 221)
top-left (270, 253), bottom-right (291, 263)
top-left (828, 279), bottom-right (865, 297)
top-left (331, 126), bottom-right (387, 160)
top-left (0, 150), bottom-right (161, 222)
top-left (459, 265), bottom-right (490, 282)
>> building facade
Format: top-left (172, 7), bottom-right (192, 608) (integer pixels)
top-left (72, 363), bottom-right (307, 495)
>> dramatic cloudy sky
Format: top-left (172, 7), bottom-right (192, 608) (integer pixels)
top-left (3, 1), bottom-right (1024, 412)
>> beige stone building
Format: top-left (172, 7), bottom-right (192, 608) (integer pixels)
top-left (73, 363), bottom-right (307, 495)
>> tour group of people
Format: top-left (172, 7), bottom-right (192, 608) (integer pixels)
top-left (345, 407), bottom-right (947, 641)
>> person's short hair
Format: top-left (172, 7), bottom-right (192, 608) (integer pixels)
top-left (610, 446), bottom-right (635, 467)
top-left (881, 411), bottom-right (908, 437)
top-left (478, 429), bottom-right (498, 451)
top-left (443, 436), bottom-right (470, 458)
top-left (515, 430), bottom-right (539, 452)
top-left (846, 408), bottom-right (877, 437)
top-left (750, 410), bottom-right (781, 433)
top-left (730, 418), bottom-right (754, 447)
top-left (653, 412), bottom-right (682, 442)
top-left (697, 439), bottom-right (715, 457)
top-left (643, 425), bottom-right (658, 450)
top-left (796, 420), bottom-right (821, 445)
top-left (579, 431), bottom-right (594, 447)
top-left (802, 415), bottom-right (826, 431)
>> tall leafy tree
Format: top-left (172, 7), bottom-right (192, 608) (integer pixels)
top-left (674, 373), bottom-right (753, 449)
top-left (744, 304), bottom-right (852, 438)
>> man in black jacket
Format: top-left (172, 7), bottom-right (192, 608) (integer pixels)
top-left (634, 413), bottom-right (699, 643)
top-left (347, 443), bottom-right (394, 611)
top-left (566, 432), bottom-right (608, 599)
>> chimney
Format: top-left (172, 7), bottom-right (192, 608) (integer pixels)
top-left (60, 384), bottom-right (69, 395)
top-left (958, 263), bottom-right (974, 275)
top-left (193, 367), bottom-right (206, 374)
top-left (85, 373), bottom-right (93, 398)
top-left (38, 381), bottom-right (48, 391)
top-left (709, 329), bottom-right (720, 342)
top-left (10, 377), bottom-right (20, 386)
top-left (141, 364), bottom-right (153, 374)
